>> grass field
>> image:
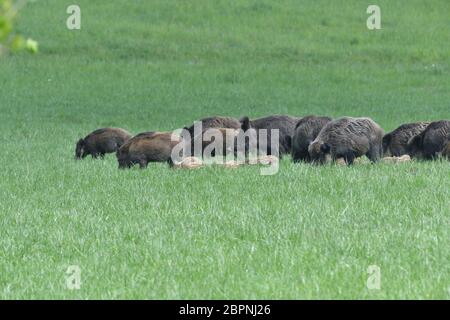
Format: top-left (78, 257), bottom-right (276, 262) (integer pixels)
top-left (0, 0), bottom-right (449, 299)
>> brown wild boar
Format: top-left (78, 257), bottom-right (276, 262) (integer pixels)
top-left (116, 131), bottom-right (181, 168)
top-left (75, 128), bottom-right (132, 159)
top-left (184, 116), bottom-right (241, 137)
top-left (187, 128), bottom-right (240, 158)
top-left (308, 117), bottom-right (384, 165)
top-left (240, 114), bottom-right (301, 156)
top-left (291, 115), bottom-right (332, 162)
top-left (407, 120), bottom-right (450, 160)
top-left (382, 122), bottom-right (430, 157)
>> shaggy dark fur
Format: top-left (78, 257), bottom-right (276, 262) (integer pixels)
top-left (184, 116), bottom-right (241, 137)
top-left (291, 115), bottom-right (332, 162)
top-left (407, 120), bottom-right (450, 160)
top-left (116, 131), bottom-right (181, 168)
top-left (382, 122), bottom-right (430, 157)
top-left (187, 128), bottom-right (240, 158)
top-left (308, 117), bottom-right (384, 165)
top-left (75, 128), bottom-right (132, 159)
top-left (240, 114), bottom-right (301, 156)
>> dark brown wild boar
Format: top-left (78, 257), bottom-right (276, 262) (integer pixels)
top-left (407, 120), bottom-right (450, 160)
top-left (184, 116), bottom-right (241, 137)
top-left (116, 131), bottom-right (181, 169)
top-left (187, 128), bottom-right (240, 158)
top-left (291, 115), bottom-right (332, 162)
top-left (382, 122), bottom-right (430, 157)
top-left (240, 114), bottom-right (301, 156)
top-left (75, 128), bottom-right (132, 159)
top-left (308, 117), bottom-right (384, 165)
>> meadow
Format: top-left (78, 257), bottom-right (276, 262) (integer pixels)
top-left (0, 0), bottom-right (449, 299)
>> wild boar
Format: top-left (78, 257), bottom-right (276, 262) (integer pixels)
top-left (291, 115), bottom-right (333, 162)
top-left (75, 128), bottom-right (132, 159)
top-left (239, 114), bottom-right (301, 156)
top-left (308, 117), bottom-right (384, 165)
top-left (184, 116), bottom-right (241, 137)
top-left (407, 120), bottom-right (450, 159)
top-left (382, 122), bottom-right (430, 157)
top-left (187, 127), bottom-right (240, 159)
top-left (116, 131), bottom-right (181, 168)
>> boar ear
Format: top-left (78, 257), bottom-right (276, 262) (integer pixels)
top-left (240, 116), bottom-right (250, 131)
top-left (320, 143), bottom-right (331, 153)
top-left (77, 138), bottom-right (85, 146)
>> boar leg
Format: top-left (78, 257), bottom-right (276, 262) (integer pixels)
top-left (92, 152), bottom-right (105, 159)
top-left (291, 150), bottom-right (302, 163)
top-left (293, 150), bottom-right (310, 163)
top-left (342, 152), bottom-right (356, 165)
top-left (139, 159), bottom-right (148, 169)
top-left (367, 144), bottom-right (382, 163)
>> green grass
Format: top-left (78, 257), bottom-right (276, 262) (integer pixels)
top-left (0, 0), bottom-right (449, 299)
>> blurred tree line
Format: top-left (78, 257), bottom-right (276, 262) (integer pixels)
top-left (0, 0), bottom-right (38, 56)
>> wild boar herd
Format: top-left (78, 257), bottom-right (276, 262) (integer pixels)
top-left (75, 115), bottom-right (450, 169)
